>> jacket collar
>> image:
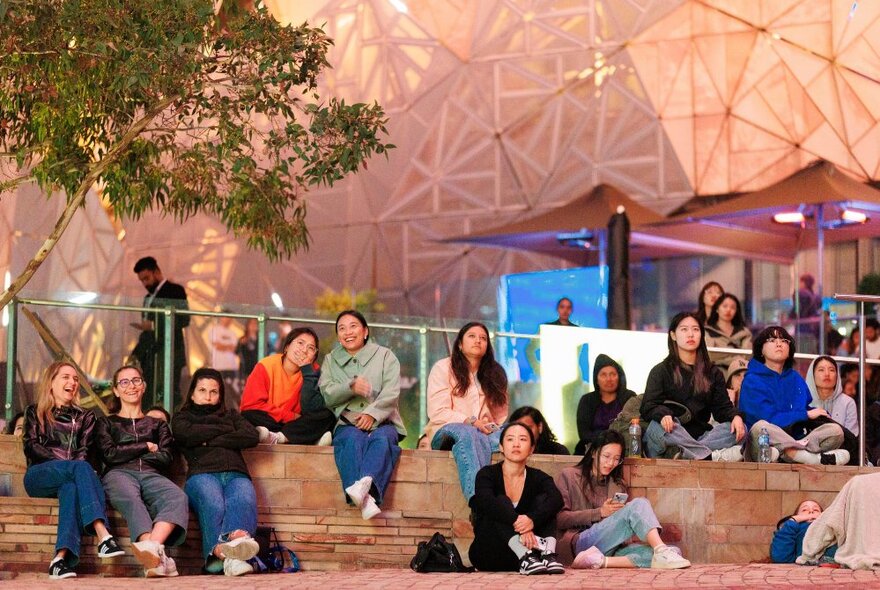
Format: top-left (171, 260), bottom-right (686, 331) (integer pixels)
top-left (337, 341), bottom-right (380, 367)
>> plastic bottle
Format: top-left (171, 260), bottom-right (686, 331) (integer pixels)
top-left (758, 427), bottom-right (772, 463)
top-left (628, 418), bottom-right (642, 457)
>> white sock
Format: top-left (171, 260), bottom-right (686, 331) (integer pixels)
top-left (99, 534), bottom-right (112, 543)
top-left (653, 543), bottom-right (668, 553)
top-left (791, 450), bottom-right (820, 464)
top-left (51, 555), bottom-right (64, 565)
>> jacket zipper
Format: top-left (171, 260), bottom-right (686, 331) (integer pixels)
top-left (133, 417), bottom-right (142, 471)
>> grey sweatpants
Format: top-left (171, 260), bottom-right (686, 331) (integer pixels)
top-left (748, 420), bottom-right (844, 462)
top-left (102, 469), bottom-right (189, 545)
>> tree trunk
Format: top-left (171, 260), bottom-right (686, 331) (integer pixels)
top-left (0, 96), bottom-right (178, 310)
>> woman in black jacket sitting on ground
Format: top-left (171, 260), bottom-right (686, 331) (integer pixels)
top-left (468, 422), bottom-right (565, 575)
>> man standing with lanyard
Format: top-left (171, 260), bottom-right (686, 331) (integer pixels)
top-left (131, 256), bottom-right (190, 408)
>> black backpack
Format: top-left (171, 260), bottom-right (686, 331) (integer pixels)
top-left (410, 532), bottom-right (474, 573)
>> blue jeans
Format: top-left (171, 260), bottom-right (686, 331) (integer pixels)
top-left (574, 497), bottom-right (660, 568)
top-left (431, 423), bottom-right (502, 500)
top-left (333, 424), bottom-right (401, 505)
top-left (184, 472), bottom-right (257, 560)
top-left (644, 420), bottom-right (736, 460)
top-left (24, 460), bottom-right (109, 566)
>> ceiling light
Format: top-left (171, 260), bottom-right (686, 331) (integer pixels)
top-left (271, 292), bottom-right (284, 310)
top-left (69, 291), bottom-right (98, 305)
top-left (773, 212), bottom-right (805, 224)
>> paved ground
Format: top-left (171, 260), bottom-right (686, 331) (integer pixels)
top-left (3, 565), bottom-right (880, 589)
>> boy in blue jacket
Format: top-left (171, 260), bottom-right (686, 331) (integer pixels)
top-left (738, 326), bottom-right (849, 464)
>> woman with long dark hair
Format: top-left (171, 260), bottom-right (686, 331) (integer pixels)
top-left (704, 293), bottom-right (752, 371)
top-left (696, 281), bottom-right (723, 325)
top-left (240, 326), bottom-right (336, 445)
top-left (171, 367), bottom-right (261, 576)
top-left (468, 422), bottom-right (564, 575)
top-left (509, 406), bottom-right (569, 455)
top-left (96, 365), bottom-right (187, 577)
top-left (641, 312), bottom-right (745, 461)
top-left (23, 361), bottom-right (125, 579)
top-left (554, 430), bottom-right (690, 569)
top-left (319, 310), bottom-right (406, 520)
top-left (426, 322), bottom-right (509, 500)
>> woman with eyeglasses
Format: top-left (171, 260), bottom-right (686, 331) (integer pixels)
top-left (739, 326), bottom-right (849, 464)
top-left (554, 430), bottom-right (690, 570)
top-left (641, 312), bottom-right (746, 461)
top-left (22, 361), bottom-right (125, 579)
top-left (96, 365), bottom-right (188, 577)
top-left (240, 327), bottom-right (336, 445)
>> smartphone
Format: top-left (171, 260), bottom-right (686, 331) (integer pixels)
top-left (612, 492), bottom-right (628, 504)
top-left (486, 422), bottom-right (500, 432)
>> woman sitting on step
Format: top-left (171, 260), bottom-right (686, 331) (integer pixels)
top-left (96, 365), bottom-right (188, 577)
top-left (468, 422), bottom-right (565, 575)
top-left (240, 327), bottom-right (336, 446)
top-left (555, 430), bottom-right (691, 570)
top-left (22, 361), bottom-right (125, 579)
top-left (172, 367), bottom-right (261, 576)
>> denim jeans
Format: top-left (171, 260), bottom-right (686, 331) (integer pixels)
top-left (574, 497), bottom-right (660, 568)
top-left (24, 460), bottom-right (109, 566)
top-left (431, 423), bottom-right (502, 500)
top-left (184, 472), bottom-right (257, 560)
top-left (333, 424), bottom-right (401, 505)
top-left (644, 420), bottom-right (737, 460)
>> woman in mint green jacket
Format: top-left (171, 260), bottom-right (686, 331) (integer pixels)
top-left (319, 310), bottom-right (406, 520)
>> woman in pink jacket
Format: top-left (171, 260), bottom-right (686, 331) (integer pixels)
top-left (426, 322), bottom-right (509, 500)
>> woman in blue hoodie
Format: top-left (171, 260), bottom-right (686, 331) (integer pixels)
top-left (770, 499), bottom-right (836, 563)
top-left (738, 326), bottom-right (849, 464)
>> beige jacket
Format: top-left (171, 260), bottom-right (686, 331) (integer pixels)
top-left (424, 357), bottom-right (508, 443)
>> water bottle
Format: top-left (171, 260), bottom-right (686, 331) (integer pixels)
top-left (628, 418), bottom-right (642, 457)
top-left (758, 427), bottom-right (772, 463)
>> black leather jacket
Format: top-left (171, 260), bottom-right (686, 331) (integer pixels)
top-left (23, 404), bottom-right (96, 467)
top-left (95, 414), bottom-right (174, 476)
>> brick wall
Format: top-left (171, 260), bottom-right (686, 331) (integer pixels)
top-left (0, 434), bottom-right (875, 575)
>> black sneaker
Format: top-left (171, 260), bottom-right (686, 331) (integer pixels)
top-left (48, 558), bottom-right (77, 579)
top-left (97, 536), bottom-right (125, 558)
top-left (543, 552), bottom-right (565, 574)
top-left (519, 550), bottom-right (548, 575)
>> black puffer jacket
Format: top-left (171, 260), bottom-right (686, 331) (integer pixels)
top-left (96, 414), bottom-right (174, 476)
top-left (171, 403), bottom-right (259, 479)
top-left (23, 404), bottom-right (96, 467)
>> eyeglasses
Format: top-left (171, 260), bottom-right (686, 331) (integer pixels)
top-left (117, 377), bottom-right (145, 387)
top-left (767, 338), bottom-right (790, 346)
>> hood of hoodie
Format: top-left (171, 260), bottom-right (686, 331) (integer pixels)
top-left (805, 357), bottom-right (842, 410)
top-left (592, 354), bottom-right (627, 395)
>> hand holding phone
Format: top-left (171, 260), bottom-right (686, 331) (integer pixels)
top-left (612, 492), bottom-right (628, 504)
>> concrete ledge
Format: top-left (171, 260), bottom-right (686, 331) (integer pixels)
top-left (0, 434), bottom-right (877, 575)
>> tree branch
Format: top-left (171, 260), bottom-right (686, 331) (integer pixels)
top-left (0, 94), bottom-right (179, 310)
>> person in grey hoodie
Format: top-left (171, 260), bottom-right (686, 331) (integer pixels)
top-left (806, 355), bottom-right (858, 437)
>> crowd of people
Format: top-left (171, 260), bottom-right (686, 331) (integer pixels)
top-left (8, 273), bottom-right (880, 579)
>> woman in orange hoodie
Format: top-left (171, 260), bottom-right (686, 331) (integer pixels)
top-left (240, 327), bottom-right (336, 445)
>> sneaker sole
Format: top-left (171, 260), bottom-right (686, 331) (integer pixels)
top-left (651, 559), bottom-right (691, 570)
top-left (131, 545), bottom-right (162, 569)
top-left (545, 566), bottom-right (565, 574)
top-left (99, 549), bottom-right (126, 559)
top-left (218, 539), bottom-right (259, 561)
top-left (50, 571), bottom-right (77, 580)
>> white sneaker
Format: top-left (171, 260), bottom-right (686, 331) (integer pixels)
top-left (217, 535), bottom-right (259, 561)
top-left (361, 495), bottom-right (382, 520)
top-left (132, 539), bottom-right (162, 569)
top-left (317, 431), bottom-right (333, 446)
top-left (223, 557), bottom-right (253, 576)
top-left (820, 449), bottom-right (850, 465)
top-left (651, 545), bottom-right (691, 569)
top-left (256, 426), bottom-right (273, 444)
top-left (572, 546), bottom-right (605, 569)
top-left (710, 445), bottom-right (743, 462)
top-left (345, 476), bottom-right (373, 507)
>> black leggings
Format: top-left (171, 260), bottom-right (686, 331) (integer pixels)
top-left (242, 408), bottom-right (336, 444)
top-left (469, 517), bottom-right (557, 572)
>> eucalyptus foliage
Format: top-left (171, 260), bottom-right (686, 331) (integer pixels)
top-left (0, 0), bottom-right (392, 302)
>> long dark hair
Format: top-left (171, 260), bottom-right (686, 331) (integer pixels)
top-left (4, 412), bottom-right (24, 435)
top-left (449, 322), bottom-right (507, 410)
top-left (752, 325), bottom-right (796, 370)
top-left (510, 406), bottom-right (560, 447)
top-left (666, 311), bottom-right (713, 395)
top-left (107, 365), bottom-right (144, 415)
top-left (707, 293), bottom-right (747, 332)
top-left (696, 281), bottom-right (723, 324)
top-left (577, 430), bottom-right (625, 496)
top-left (178, 367), bottom-right (226, 413)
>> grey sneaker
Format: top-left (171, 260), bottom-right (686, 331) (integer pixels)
top-left (132, 539), bottom-right (162, 569)
top-left (217, 536), bottom-right (259, 561)
top-left (710, 445), bottom-right (743, 462)
top-left (223, 557), bottom-right (253, 577)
